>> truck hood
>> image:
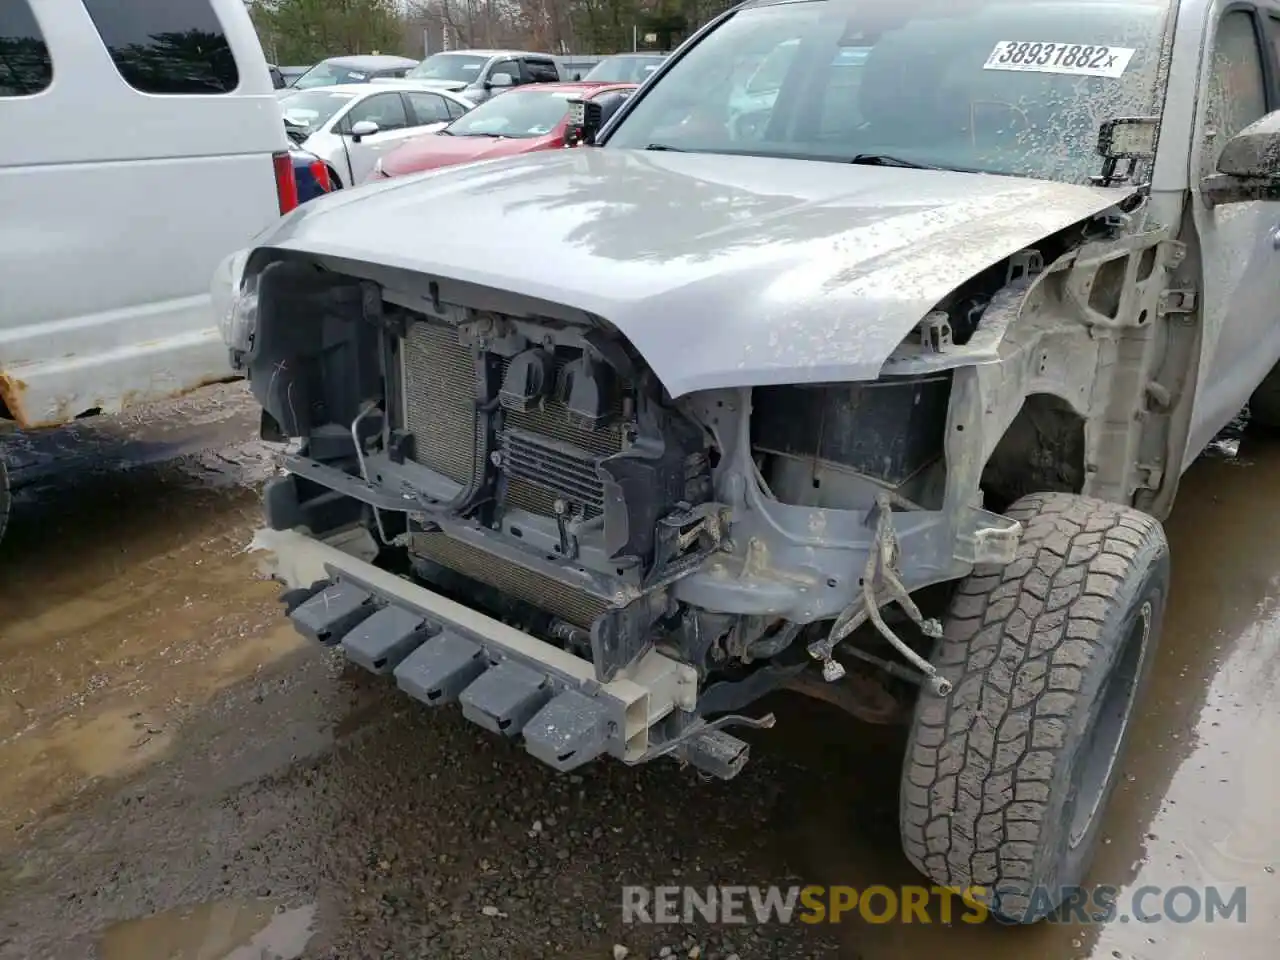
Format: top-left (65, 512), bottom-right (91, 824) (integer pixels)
top-left (265, 149), bottom-right (1132, 397)
top-left (381, 77), bottom-right (470, 92)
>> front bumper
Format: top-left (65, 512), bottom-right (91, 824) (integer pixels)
top-left (253, 526), bottom-right (725, 774)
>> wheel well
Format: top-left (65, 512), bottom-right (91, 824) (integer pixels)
top-left (980, 392), bottom-right (1086, 514)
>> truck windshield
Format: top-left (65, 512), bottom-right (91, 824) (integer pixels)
top-left (446, 89), bottom-right (579, 138)
top-left (293, 62), bottom-right (369, 89)
top-left (280, 90), bottom-right (357, 132)
top-left (583, 55), bottom-right (666, 82)
top-left (606, 0), bottom-right (1172, 183)
top-left (407, 53), bottom-right (488, 82)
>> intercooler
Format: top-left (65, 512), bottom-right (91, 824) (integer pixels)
top-left (399, 319), bottom-right (624, 627)
top-left (401, 319), bottom-right (624, 513)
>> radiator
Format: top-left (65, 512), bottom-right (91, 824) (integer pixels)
top-left (401, 320), bottom-right (624, 517)
top-left (401, 320), bottom-right (482, 485)
top-left (399, 320), bottom-right (624, 628)
top-left (412, 532), bottom-right (610, 628)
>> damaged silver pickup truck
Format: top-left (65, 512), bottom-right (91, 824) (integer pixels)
top-left (215, 0), bottom-right (1280, 924)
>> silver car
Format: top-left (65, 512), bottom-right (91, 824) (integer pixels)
top-left (217, 0), bottom-right (1280, 926)
top-left (388, 49), bottom-right (564, 104)
top-left (279, 83), bottom-right (474, 187)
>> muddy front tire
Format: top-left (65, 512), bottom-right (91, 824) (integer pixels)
top-left (899, 493), bottom-right (1168, 923)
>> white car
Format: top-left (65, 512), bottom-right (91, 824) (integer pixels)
top-left (279, 83), bottom-right (474, 187)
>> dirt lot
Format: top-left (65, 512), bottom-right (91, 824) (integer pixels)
top-left (0, 383), bottom-right (1276, 959)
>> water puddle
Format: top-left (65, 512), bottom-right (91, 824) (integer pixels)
top-left (0, 623), bottom-right (305, 837)
top-left (99, 900), bottom-right (317, 960)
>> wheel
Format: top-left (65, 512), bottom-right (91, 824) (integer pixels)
top-left (1248, 362), bottom-right (1280, 430)
top-left (899, 493), bottom-right (1168, 923)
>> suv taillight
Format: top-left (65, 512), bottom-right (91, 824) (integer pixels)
top-left (273, 152), bottom-right (299, 214)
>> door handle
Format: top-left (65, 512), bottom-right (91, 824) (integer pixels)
top-left (1272, 226), bottom-right (1280, 250)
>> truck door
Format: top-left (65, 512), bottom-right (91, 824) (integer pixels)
top-left (1185, 4), bottom-right (1280, 466)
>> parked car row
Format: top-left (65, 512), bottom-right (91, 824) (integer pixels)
top-left (270, 51), bottom-right (664, 202)
top-left (278, 68), bottom-right (647, 200)
top-left (370, 82), bottom-right (635, 179)
top-left (280, 83), bottom-right (474, 187)
top-left (266, 52), bottom-right (669, 94)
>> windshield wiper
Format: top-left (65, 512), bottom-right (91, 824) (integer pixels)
top-left (644, 143), bottom-right (688, 152)
top-left (849, 153), bottom-right (940, 170)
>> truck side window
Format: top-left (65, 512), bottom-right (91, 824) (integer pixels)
top-left (490, 60), bottom-right (521, 85)
top-left (523, 58), bottom-right (560, 84)
top-left (1202, 9), bottom-right (1268, 175)
top-left (82, 0), bottom-right (239, 95)
top-left (0, 0), bottom-right (53, 97)
top-left (406, 92), bottom-right (451, 125)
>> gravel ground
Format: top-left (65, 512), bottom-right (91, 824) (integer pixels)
top-left (0, 384), bottom-right (1276, 960)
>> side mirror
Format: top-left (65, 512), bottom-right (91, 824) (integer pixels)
top-left (350, 119), bottom-right (379, 142)
top-left (487, 73), bottom-right (514, 89)
top-left (564, 98), bottom-right (604, 147)
top-left (598, 94), bottom-right (630, 127)
top-left (1202, 110), bottom-right (1280, 206)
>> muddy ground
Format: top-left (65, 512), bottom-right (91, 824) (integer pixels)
top-left (0, 383), bottom-right (1275, 960)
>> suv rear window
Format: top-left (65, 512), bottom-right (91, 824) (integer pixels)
top-left (0, 1), bottom-right (53, 97)
top-left (524, 58), bottom-right (561, 83)
top-left (82, 0), bottom-right (240, 95)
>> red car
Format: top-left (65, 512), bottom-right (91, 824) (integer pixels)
top-left (371, 82), bottom-right (636, 180)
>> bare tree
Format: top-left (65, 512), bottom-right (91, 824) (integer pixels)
top-left (270, 0), bottom-right (726, 62)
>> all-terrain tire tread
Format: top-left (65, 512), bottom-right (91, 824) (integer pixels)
top-left (899, 492), bottom-right (1164, 917)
